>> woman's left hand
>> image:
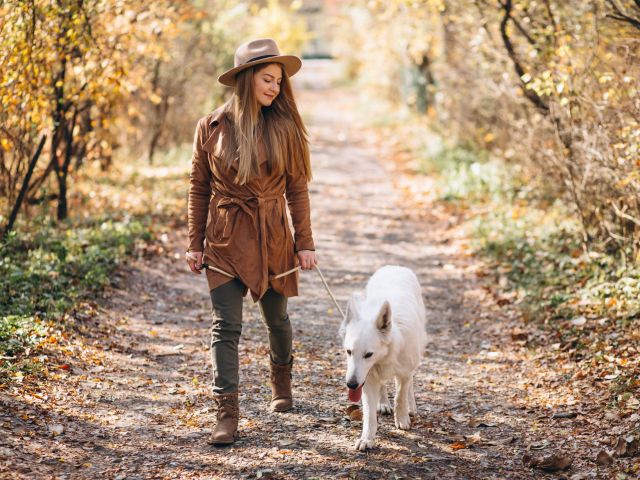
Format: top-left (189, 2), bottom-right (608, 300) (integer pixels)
top-left (297, 250), bottom-right (318, 270)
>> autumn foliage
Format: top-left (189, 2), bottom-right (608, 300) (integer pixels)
top-left (336, 0), bottom-right (640, 255)
top-left (0, 0), bottom-right (309, 230)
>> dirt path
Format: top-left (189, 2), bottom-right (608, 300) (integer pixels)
top-left (1, 66), bottom-right (614, 480)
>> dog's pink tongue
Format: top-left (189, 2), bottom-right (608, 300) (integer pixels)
top-left (348, 386), bottom-right (362, 403)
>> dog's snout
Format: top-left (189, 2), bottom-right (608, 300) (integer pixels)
top-left (346, 380), bottom-right (359, 390)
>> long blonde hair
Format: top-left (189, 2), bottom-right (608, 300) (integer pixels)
top-left (218, 62), bottom-right (312, 185)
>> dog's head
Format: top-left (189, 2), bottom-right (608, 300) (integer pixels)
top-left (340, 291), bottom-right (392, 402)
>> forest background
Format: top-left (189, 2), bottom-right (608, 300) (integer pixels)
top-left (1, 0), bottom-right (639, 418)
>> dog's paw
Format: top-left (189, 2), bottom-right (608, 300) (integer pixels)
top-left (377, 403), bottom-right (393, 415)
top-left (395, 414), bottom-right (411, 430)
top-left (354, 437), bottom-right (376, 451)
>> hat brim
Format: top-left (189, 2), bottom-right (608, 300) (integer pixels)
top-left (217, 55), bottom-right (302, 87)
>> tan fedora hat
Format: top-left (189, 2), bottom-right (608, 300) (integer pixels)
top-left (218, 38), bottom-right (302, 87)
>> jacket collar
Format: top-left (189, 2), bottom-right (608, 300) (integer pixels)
top-left (208, 106), bottom-right (226, 128)
top-left (202, 106), bottom-right (267, 168)
top-left (202, 107), bottom-right (227, 153)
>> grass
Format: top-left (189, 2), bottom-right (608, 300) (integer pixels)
top-left (418, 143), bottom-right (510, 203)
top-left (470, 200), bottom-right (640, 406)
top-left (0, 144), bottom-right (191, 383)
top-left (0, 216), bottom-right (149, 381)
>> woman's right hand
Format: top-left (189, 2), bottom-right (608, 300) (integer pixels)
top-left (186, 251), bottom-right (204, 274)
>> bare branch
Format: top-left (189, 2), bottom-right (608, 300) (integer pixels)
top-left (499, 0), bottom-right (549, 113)
top-left (606, 0), bottom-right (640, 30)
top-left (612, 202), bottom-right (640, 227)
top-left (497, 0), bottom-right (538, 46)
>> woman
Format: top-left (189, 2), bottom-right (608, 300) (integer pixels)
top-left (185, 38), bottom-right (318, 446)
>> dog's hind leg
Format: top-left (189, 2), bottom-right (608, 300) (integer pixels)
top-left (394, 376), bottom-right (412, 430)
top-left (377, 383), bottom-right (393, 415)
top-left (355, 381), bottom-right (380, 451)
top-left (408, 376), bottom-right (417, 416)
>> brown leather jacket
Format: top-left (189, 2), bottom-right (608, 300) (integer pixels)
top-left (187, 105), bottom-right (315, 301)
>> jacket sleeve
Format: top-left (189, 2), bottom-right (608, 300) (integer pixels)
top-left (285, 169), bottom-right (315, 252)
top-left (187, 118), bottom-right (212, 252)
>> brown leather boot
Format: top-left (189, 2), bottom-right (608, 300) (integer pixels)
top-left (269, 356), bottom-right (293, 412)
top-left (207, 392), bottom-right (239, 446)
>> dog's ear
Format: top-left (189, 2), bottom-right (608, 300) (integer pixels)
top-left (346, 291), bottom-right (365, 322)
top-left (339, 291), bottom-right (363, 338)
top-left (344, 298), bottom-right (351, 323)
top-left (375, 300), bottom-right (392, 331)
top-left (338, 304), bottom-right (349, 338)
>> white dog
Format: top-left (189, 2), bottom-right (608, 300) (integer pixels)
top-left (340, 265), bottom-right (427, 451)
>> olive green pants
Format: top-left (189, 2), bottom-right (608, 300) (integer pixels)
top-left (209, 278), bottom-right (292, 395)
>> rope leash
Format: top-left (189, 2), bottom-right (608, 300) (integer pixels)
top-left (199, 261), bottom-right (346, 319)
top-left (314, 265), bottom-right (346, 319)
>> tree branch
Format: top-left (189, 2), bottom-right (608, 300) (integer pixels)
top-left (606, 0), bottom-right (640, 30)
top-left (499, 0), bottom-right (549, 113)
top-left (497, 0), bottom-right (538, 46)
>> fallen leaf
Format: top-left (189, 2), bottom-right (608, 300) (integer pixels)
top-left (451, 414), bottom-right (468, 423)
top-left (613, 434), bottom-right (639, 457)
top-left (464, 432), bottom-right (483, 445)
top-left (345, 404), bottom-right (363, 421)
top-left (469, 418), bottom-right (497, 428)
top-left (571, 316), bottom-right (587, 327)
top-left (551, 411), bottom-right (577, 419)
top-left (48, 424), bottom-right (65, 436)
top-left (595, 449), bottom-right (614, 465)
top-left (510, 328), bottom-right (528, 341)
top-left (524, 452), bottom-right (573, 472)
top-left (529, 440), bottom-right (550, 450)
top-left (317, 417), bottom-right (339, 423)
top-left (486, 436), bottom-right (516, 446)
top-left (348, 407), bottom-right (362, 422)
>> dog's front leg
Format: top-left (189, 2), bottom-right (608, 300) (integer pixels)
top-left (408, 374), bottom-right (417, 416)
top-left (355, 382), bottom-right (380, 451)
top-left (378, 383), bottom-right (393, 415)
top-left (394, 376), bottom-right (411, 430)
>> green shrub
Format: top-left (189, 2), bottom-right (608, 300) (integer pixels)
top-left (417, 144), bottom-right (513, 202)
top-left (0, 217), bottom-right (150, 368)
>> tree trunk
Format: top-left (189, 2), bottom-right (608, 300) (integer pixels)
top-left (3, 134), bottom-right (47, 238)
top-left (56, 107), bottom-right (78, 221)
top-left (56, 171), bottom-right (68, 220)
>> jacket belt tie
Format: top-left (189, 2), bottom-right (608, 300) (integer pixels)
top-left (215, 192), bottom-right (285, 296)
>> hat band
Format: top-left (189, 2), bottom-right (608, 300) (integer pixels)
top-left (243, 54), bottom-right (277, 65)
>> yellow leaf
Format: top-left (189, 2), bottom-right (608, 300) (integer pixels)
top-left (149, 92), bottom-right (162, 105)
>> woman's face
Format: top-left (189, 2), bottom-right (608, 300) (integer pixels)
top-left (253, 63), bottom-right (283, 107)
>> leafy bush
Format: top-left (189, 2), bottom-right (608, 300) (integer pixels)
top-left (416, 143), bottom-right (515, 203)
top-left (471, 202), bottom-right (640, 324)
top-left (0, 217), bottom-right (150, 368)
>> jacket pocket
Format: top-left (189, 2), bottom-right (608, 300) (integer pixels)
top-left (212, 207), bottom-right (229, 240)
